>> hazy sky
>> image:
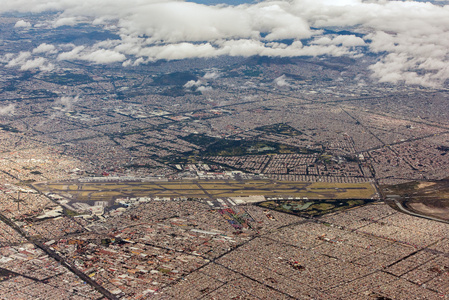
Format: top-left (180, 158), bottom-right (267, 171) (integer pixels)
top-left (2, 0), bottom-right (449, 87)
top-left (191, 0), bottom-right (255, 5)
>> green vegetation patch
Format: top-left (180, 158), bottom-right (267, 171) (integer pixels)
top-left (159, 86), bottom-right (201, 97)
top-left (181, 134), bottom-right (315, 156)
top-left (152, 72), bottom-right (198, 86)
top-left (158, 268), bottom-right (171, 274)
top-left (49, 30), bottom-right (120, 43)
top-left (255, 123), bottom-right (303, 136)
top-left (0, 124), bottom-right (20, 133)
top-left (63, 207), bottom-right (82, 217)
top-left (181, 134), bottom-right (221, 148)
top-left (42, 73), bottom-right (93, 86)
top-left (243, 68), bottom-right (262, 77)
top-left (258, 199), bottom-right (371, 217)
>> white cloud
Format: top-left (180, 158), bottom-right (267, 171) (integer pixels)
top-left (32, 43), bottom-right (57, 54)
top-left (20, 57), bottom-right (54, 71)
top-left (0, 104), bottom-right (15, 116)
top-left (203, 71), bottom-right (219, 79)
top-left (57, 46), bottom-right (85, 61)
top-left (56, 95), bottom-right (79, 111)
top-left (274, 75), bottom-right (289, 87)
top-left (184, 80), bottom-right (202, 89)
top-left (184, 79), bottom-right (213, 93)
top-left (58, 45), bottom-right (125, 64)
top-left (14, 20), bottom-right (31, 28)
top-left (0, 0), bottom-right (448, 86)
top-left (53, 17), bottom-right (80, 28)
top-left (5, 51), bottom-right (54, 72)
top-left (6, 51), bottom-right (31, 67)
top-left (79, 49), bottom-right (126, 64)
top-left (312, 35), bottom-right (365, 47)
top-left (197, 86), bottom-right (212, 93)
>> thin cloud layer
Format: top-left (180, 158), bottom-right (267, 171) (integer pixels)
top-left (1, 0), bottom-right (449, 86)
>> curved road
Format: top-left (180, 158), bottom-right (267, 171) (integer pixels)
top-left (393, 200), bottom-right (449, 224)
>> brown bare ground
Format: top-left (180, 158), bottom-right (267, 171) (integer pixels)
top-left (417, 182), bottom-right (436, 189)
top-left (408, 202), bottom-right (449, 221)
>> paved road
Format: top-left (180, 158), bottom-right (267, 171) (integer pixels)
top-left (0, 213), bottom-right (118, 300)
top-left (393, 200), bottom-right (449, 224)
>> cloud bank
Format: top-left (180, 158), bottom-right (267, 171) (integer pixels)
top-left (1, 0), bottom-right (449, 86)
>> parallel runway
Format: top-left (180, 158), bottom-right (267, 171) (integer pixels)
top-left (33, 179), bottom-right (376, 202)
